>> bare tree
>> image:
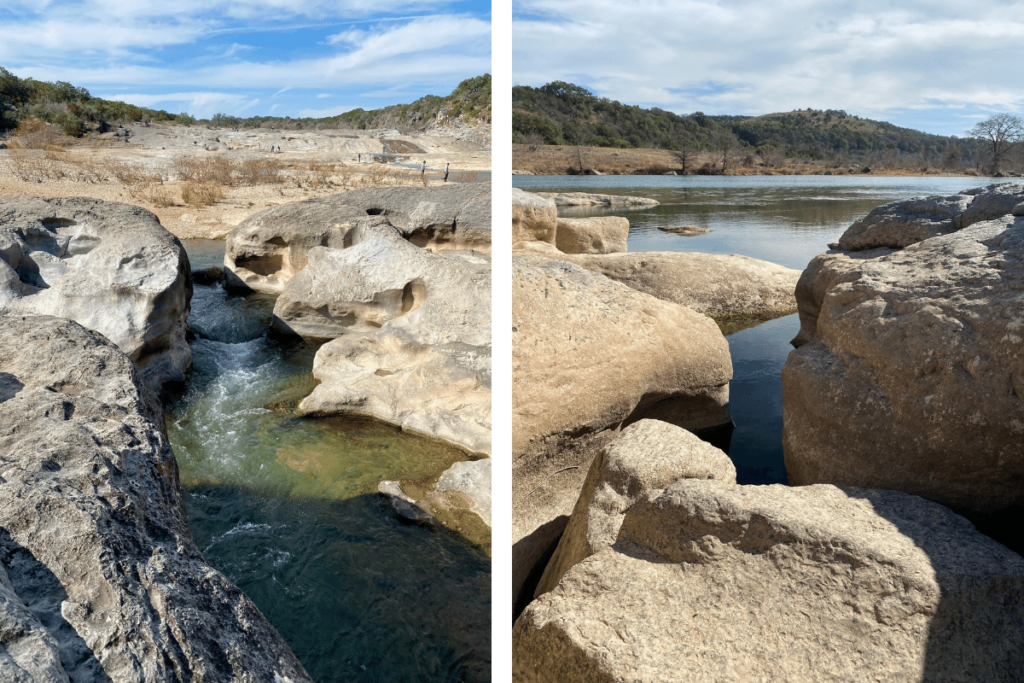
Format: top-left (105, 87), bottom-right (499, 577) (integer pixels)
top-left (760, 144), bottom-right (786, 168)
top-left (671, 134), bottom-right (699, 174)
top-left (967, 113), bottom-right (1024, 174)
top-left (710, 127), bottom-right (741, 174)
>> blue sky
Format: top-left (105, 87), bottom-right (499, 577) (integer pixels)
top-left (513, 0), bottom-right (1024, 137)
top-left (1, 0), bottom-right (491, 119)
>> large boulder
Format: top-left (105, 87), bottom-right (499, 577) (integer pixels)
top-left (288, 221), bottom-right (491, 455)
top-left (534, 192), bottom-right (659, 208)
top-left (836, 182), bottom-right (1024, 251)
top-left (512, 188), bottom-right (557, 245)
top-left (0, 315), bottom-right (311, 682)
top-left (515, 240), bottom-right (799, 319)
top-left (533, 420), bottom-right (735, 600)
top-left (554, 217), bottom-right (629, 254)
top-left (512, 256), bottom-right (732, 611)
top-left (784, 214), bottom-right (1024, 527)
top-left (226, 185), bottom-right (492, 293)
top-left (0, 196), bottom-right (191, 391)
top-left (514, 478), bottom-right (1024, 682)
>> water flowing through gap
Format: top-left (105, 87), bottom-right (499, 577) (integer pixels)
top-left (166, 239), bottom-right (491, 683)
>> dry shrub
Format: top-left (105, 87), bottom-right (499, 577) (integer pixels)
top-left (143, 184), bottom-right (178, 208)
top-left (237, 158), bottom-right (284, 185)
top-left (173, 155), bottom-right (237, 185)
top-left (450, 170), bottom-right (479, 183)
top-left (305, 160), bottom-right (333, 190)
top-left (105, 159), bottom-right (164, 197)
top-left (181, 180), bottom-right (223, 207)
top-left (335, 163), bottom-right (356, 190)
top-left (7, 150), bottom-right (62, 182)
top-left (11, 118), bottom-right (65, 150)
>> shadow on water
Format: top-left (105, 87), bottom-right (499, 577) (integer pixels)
top-left (0, 530), bottom-right (114, 682)
top-left (186, 486), bottom-right (490, 683)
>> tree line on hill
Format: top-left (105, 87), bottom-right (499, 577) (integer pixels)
top-left (513, 81), bottom-right (1023, 174)
top-left (0, 67), bottom-right (490, 137)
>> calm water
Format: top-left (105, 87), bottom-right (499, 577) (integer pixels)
top-left (169, 240), bottom-right (490, 683)
top-left (514, 175), bottom-right (1015, 485)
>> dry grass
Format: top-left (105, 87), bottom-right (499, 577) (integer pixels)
top-left (173, 156), bottom-right (237, 185)
top-left (105, 159), bottom-right (165, 197)
top-left (450, 170), bottom-right (479, 183)
top-left (8, 119), bottom-right (67, 150)
top-left (237, 158), bottom-right (285, 185)
top-left (181, 180), bottom-right (224, 207)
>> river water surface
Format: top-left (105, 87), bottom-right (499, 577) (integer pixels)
top-left (168, 240), bottom-right (490, 683)
top-left (514, 174), bottom-right (1016, 485)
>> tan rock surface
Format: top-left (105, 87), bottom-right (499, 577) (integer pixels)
top-left (514, 240), bottom-right (799, 318)
top-left (554, 216), bottom-right (629, 254)
top-left (534, 191), bottom-right (658, 208)
top-left (514, 480), bottom-right (1024, 683)
top-left (533, 420), bottom-right (735, 599)
top-left (512, 188), bottom-right (558, 244)
top-left (784, 215), bottom-right (1024, 520)
top-left (512, 256), bottom-right (732, 609)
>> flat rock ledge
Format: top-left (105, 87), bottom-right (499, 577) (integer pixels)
top-left (533, 192), bottom-right (659, 208)
top-left (513, 421), bottom-right (1024, 683)
top-left (0, 315), bottom-right (311, 683)
top-left (0, 196), bottom-right (192, 391)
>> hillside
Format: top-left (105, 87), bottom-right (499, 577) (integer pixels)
top-left (513, 81), bottom-right (983, 169)
top-left (0, 67), bottom-right (490, 136)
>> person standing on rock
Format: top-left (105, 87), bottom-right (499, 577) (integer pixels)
top-left (421, 160), bottom-right (426, 177)
top-left (444, 163), bottom-right (450, 182)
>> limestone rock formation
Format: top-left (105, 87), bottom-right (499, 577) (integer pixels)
top-left (659, 224), bottom-right (711, 236)
top-left (0, 315), bottom-right (311, 683)
top-left (512, 188), bottom-right (557, 245)
top-left (436, 459), bottom-right (492, 526)
top-left (288, 222), bottom-right (491, 455)
top-left (226, 185), bottom-right (492, 293)
top-left (512, 256), bottom-right (732, 610)
top-left (533, 420), bottom-right (735, 599)
top-left (534, 192), bottom-right (659, 208)
top-left (784, 214), bottom-right (1024, 524)
top-left (0, 196), bottom-right (191, 391)
top-left (836, 182), bottom-right (1024, 251)
top-left (514, 480), bottom-right (1024, 682)
top-left (515, 241), bottom-right (799, 319)
top-left (554, 217), bottom-right (629, 254)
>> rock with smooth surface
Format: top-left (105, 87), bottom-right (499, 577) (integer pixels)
top-left (0, 315), bottom-right (311, 683)
top-left (512, 188), bottom-right (557, 245)
top-left (836, 182), bottom-right (1024, 251)
top-left (226, 185), bottom-right (492, 293)
top-left (554, 217), bottom-right (629, 254)
top-left (515, 241), bottom-right (799, 317)
top-left (290, 221), bottom-right (491, 455)
top-left (0, 196), bottom-right (191, 391)
top-left (436, 459), bottom-right (492, 526)
top-left (534, 192), bottom-right (659, 208)
top-left (514, 481), bottom-right (1024, 683)
top-left (533, 420), bottom-right (735, 600)
top-left (784, 214), bottom-right (1024, 520)
top-left (511, 256), bottom-right (732, 610)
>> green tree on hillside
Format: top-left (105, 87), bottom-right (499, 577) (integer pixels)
top-left (968, 113), bottom-right (1024, 173)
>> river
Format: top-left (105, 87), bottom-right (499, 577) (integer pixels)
top-left (514, 174), bottom-right (1017, 485)
top-left (167, 239), bottom-right (490, 683)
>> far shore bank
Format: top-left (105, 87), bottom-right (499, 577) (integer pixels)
top-left (513, 143), bottom-right (1011, 178)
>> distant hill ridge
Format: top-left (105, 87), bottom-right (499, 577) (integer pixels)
top-left (513, 81), bottom-right (980, 161)
top-left (0, 66), bottom-right (490, 135)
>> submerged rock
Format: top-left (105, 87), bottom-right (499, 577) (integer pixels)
top-left (514, 448), bottom-right (1024, 681)
top-left (785, 214), bottom-right (1024, 528)
top-left (378, 480), bottom-right (434, 525)
top-left (0, 196), bottom-right (191, 391)
top-left (533, 192), bottom-right (659, 208)
top-left (0, 315), bottom-right (311, 683)
top-left (511, 256), bottom-right (731, 611)
top-left (436, 459), bottom-right (492, 526)
top-left (659, 224), bottom-right (711, 236)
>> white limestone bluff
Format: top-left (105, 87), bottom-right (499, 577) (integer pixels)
top-left (0, 196), bottom-right (192, 392)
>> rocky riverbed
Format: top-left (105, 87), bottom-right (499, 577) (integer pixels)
top-left (510, 183), bottom-right (1024, 681)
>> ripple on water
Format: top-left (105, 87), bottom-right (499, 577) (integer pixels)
top-left (169, 251), bottom-right (490, 683)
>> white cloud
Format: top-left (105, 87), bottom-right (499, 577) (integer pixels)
top-left (317, 93), bottom-right (331, 98)
top-left (297, 104), bottom-right (360, 117)
top-left (95, 91), bottom-right (261, 118)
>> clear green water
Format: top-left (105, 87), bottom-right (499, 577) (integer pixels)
top-left (514, 175), bottom-right (1016, 486)
top-left (168, 239), bottom-right (490, 683)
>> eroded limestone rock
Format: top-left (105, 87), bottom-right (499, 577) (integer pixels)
top-left (534, 192), bottom-right (659, 208)
top-left (0, 196), bottom-right (191, 391)
top-left (554, 217), bottom-right (629, 254)
top-left (0, 315), bottom-right (311, 683)
top-left (512, 188), bottom-right (557, 245)
top-left (511, 256), bottom-right (732, 611)
top-left (514, 480), bottom-right (1024, 683)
